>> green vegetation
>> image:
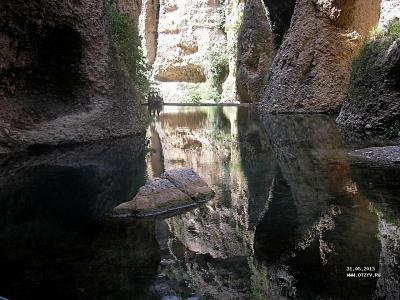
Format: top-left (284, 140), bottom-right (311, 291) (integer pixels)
top-left (106, 0), bottom-right (150, 93)
top-left (385, 120), bottom-right (400, 139)
top-left (349, 19), bottom-right (400, 103)
top-left (368, 202), bottom-right (400, 228)
top-left (209, 50), bottom-right (229, 94)
top-left (351, 19), bottom-right (400, 82)
top-left (184, 50), bottom-right (229, 103)
top-left (185, 82), bottom-right (221, 103)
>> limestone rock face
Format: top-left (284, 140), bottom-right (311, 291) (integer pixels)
top-left (379, 0), bottom-right (400, 28)
top-left (152, 0), bottom-right (223, 83)
top-left (259, 0), bottom-right (380, 113)
top-left (237, 0), bottom-right (273, 102)
top-left (0, 0), bottom-right (144, 154)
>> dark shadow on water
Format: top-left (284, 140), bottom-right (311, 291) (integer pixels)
top-left (0, 136), bottom-right (162, 300)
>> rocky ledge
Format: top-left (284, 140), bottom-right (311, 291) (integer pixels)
top-left (112, 168), bottom-right (215, 218)
top-left (349, 146), bottom-right (400, 167)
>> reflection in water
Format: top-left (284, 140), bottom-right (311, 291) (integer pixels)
top-left (258, 115), bottom-right (381, 299)
top-left (0, 136), bottom-right (162, 300)
top-left (145, 107), bottom-right (398, 299)
top-left (1, 107), bottom-right (399, 299)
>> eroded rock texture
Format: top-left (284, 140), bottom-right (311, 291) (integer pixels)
top-left (0, 0), bottom-right (144, 154)
top-left (259, 0), bottom-right (380, 113)
top-left (236, 0), bottom-right (273, 102)
top-left (152, 0), bottom-right (222, 83)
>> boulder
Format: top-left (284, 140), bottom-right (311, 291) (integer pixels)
top-left (161, 168), bottom-right (215, 202)
top-left (113, 168), bottom-right (214, 217)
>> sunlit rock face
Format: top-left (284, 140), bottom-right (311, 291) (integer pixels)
top-left (0, 0), bottom-right (144, 154)
top-left (259, 0), bottom-right (380, 113)
top-left (236, 0), bottom-right (273, 103)
top-left (143, 0), bottom-right (249, 103)
top-left (379, 0), bottom-right (400, 28)
top-left (152, 0), bottom-right (223, 83)
top-left (139, 0), bottom-right (160, 65)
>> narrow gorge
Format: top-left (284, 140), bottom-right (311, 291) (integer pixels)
top-left (1, 0), bottom-right (400, 299)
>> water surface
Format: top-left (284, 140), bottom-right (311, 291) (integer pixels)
top-left (0, 106), bottom-right (399, 299)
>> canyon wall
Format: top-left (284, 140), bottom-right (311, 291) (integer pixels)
top-left (259, 0), bottom-right (381, 113)
top-left (337, 0), bottom-right (400, 133)
top-left (0, 0), bottom-right (144, 155)
top-left (140, 0), bottom-right (274, 103)
top-left (236, 0), bottom-right (273, 102)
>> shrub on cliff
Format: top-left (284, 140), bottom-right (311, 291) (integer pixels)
top-left (351, 19), bottom-right (400, 87)
top-left (106, 0), bottom-right (150, 94)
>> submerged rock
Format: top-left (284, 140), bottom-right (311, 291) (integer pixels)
top-left (113, 168), bottom-right (214, 217)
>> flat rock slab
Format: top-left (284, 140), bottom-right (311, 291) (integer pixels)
top-left (113, 168), bottom-right (214, 218)
top-left (161, 168), bottom-right (215, 202)
top-left (349, 146), bottom-right (400, 167)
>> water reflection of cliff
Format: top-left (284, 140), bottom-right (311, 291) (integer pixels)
top-left (259, 115), bottom-right (382, 299)
top-left (350, 164), bottom-right (400, 300)
top-left (149, 108), bottom-right (397, 299)
top-left (148, 106), bottom-right (276, 299)
top-left (0, 137), bottom-right (161, 300)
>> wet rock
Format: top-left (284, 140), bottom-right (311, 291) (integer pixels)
top-left (113, 168), bottom-right (214, 217)
top-left (348, 146), bottom-right (400, 167)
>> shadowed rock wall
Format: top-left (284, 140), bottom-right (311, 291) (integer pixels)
top-left (0, 0), bottom-right (144, 154)
top-left (259, 0), bottom-right (380, 113)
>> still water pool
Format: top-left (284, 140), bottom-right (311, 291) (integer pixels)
top-left (0, 106), bottom-right (399, 300)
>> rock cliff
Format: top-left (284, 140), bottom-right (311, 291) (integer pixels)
top-left (140, 0), bottom-right (275, 103)
top-left (0, 0), bottom-right (144, 154)
top-left (337, 1), bottom-right (400, 133)
top-left (236, 0), bottom-right (273, 102)
top-left (259, 0), bottom-right (380, 113)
